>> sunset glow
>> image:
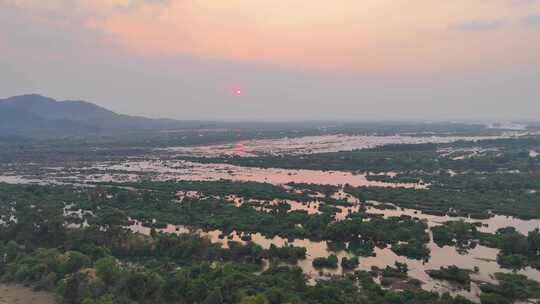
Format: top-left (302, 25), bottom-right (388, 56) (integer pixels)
top-left (1, 0), bottom-right (539, 119)
top-left (1, 3), bottom-right (540, 299)
top-left (5, 0), bottom-right (540, 74)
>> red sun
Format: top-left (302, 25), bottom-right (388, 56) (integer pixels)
top-left (228, 86), bottom-right (244, 96)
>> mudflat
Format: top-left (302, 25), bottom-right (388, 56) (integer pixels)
top-left (0, 284), bottom-right (55, 304)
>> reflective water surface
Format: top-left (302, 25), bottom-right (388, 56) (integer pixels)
top-left (161, 133), bottom-right (525, 157)
top-left (2, 133), bottom-right (539, 302)
top-left (128, 187), bottom-right (540, 302)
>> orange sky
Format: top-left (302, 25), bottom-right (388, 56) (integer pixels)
top-left (77, 0), bottom-right (540, 73)
top-left (2, 0), bottom-right (540, 120)
top-left (6, 0), bottom-right (539, 73)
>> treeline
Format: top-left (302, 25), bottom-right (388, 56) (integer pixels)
top-left (345, 185), bottom-right (540, 220)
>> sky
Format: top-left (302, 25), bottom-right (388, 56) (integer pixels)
top-left (0, 0), bottom-right (539, 121)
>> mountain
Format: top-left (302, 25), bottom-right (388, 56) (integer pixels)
top-left (0, 94), bottom-right (193, 137)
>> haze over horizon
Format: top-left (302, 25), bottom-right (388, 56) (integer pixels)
top-left (1, 0), bottom-right (539, 121)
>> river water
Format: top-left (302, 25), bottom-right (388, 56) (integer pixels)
top-left (128, 186), bottom-right (540, 302)
top-left (1, 133), bottom-right (539, 302)
top-left (159, 133), bottom-right (525, 157)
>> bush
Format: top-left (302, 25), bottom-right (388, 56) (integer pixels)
top-left (312, 254), bottom-right (338, 269)
top-left (426, 266), bottom-right (471, 285)
top-left (340, 256), bottom-right (359, 270)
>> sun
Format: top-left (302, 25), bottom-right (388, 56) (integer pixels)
top-left (228, 86), bottom-right (244, 96)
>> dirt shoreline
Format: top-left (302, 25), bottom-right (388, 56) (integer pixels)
top-left (0, 283), bottom-right (56, 304)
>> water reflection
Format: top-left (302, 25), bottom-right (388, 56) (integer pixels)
top-left (363, 203), bottom-right (540, 235)
top-left (160, 134), bottom-right (525, 158)
top-left (89, 160), bottom-right (427, 188)
top-left (128, 208), bottom-right (540, 302)
top-left (2, 132), bottom-right (539, 303)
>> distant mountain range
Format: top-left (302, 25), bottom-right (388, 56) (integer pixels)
top-left (1, 94), bottom-right (522, 141)
top-left (0, 94), bottom-right (198, 137)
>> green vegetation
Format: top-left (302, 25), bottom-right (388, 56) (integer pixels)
top-left (381, 262), bottom-right (409, 279)
top-left (373, 262), bottom-right (424, 291)
top-left (479, 273), bottom-right (540, 304)
top-left (495, 228), bottom-right (540, 270)
top-left (184, 143), bottom-right (443, 172)
top-left (345, 185), bottom-right (540, 220)
top-left (2, 128), bottom-right (540, 303)
top-left (178, 136), bottom-right (540, 219)
top-left (64, 181), bottom-right (331, 240)
top-left (21, 181), bottom-right (432, 257)
top-left (431, 221), bottom-right (482, 252)
top-left (312, 254), bottom-right (339, 269)
top-left (1, 186), bottom-right (481, 304)
top-left (340, 256), bottom-right (359, 270)
top-left (324, 216), bottom-right (429, 243)
top-left (431, 221), bottom-right (540, 269)
top-left (391, 240), bottom-right (431, 260)
top-left (324, 215), bottom-right (430, 259)
top-left (122, 180), bottom-right (315, 202)
top-left (267, 244), bottom-right (307, 263)
top-left (182, 137), bottom-right (540, 174)
top-left (426, 266), bottom-right (471, 286)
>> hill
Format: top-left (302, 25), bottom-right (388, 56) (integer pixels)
top-left (0, 94), bottom-right (194, 137)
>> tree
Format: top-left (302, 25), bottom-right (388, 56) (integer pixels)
top-left (123, 272), bottom-right (147, 301)
top-left (528, 229), bottom-right (540, 255)
top-left (265, 287), bottom-right (284, 304)
top-left (143, 271), bottom-right (164, 301)
top-left (0, 243), bottom-right (5, 274)
top-left (480, 293), bottom-right (511, 304)
top-left (187, 277), bottom-right (209, 303)
top-left (162, 271), bottom-right (188, 302)
top-left (203, 289), bottom-right (224, 304)
top-left (395, 261), bottom-right (408, 274)
top-left (82, 294), bottom-right (114, 304)
top-left (240, 294), bottom-right (269, 304)
top-left (5, 240), bottom-right (19, 263)
top-left (95, 256), bottom-right (120, 286)
top-left (62, 273), bottom-right (85, 304)
top-left (500, 233), bottom-right (529, 255)
top-left (341, 256), bottom-right (359, 270)
top-left (58, 251), bottom-right (90, 276)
